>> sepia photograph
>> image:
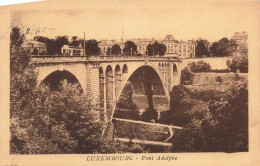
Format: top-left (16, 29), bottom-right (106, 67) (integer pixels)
top-left (1, 0), bottom-right (260, 165)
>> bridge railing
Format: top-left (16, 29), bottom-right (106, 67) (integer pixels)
top-left (31, 55), bottom-right (87, 62)
top-left (31, 55), bottom-right (179, 62)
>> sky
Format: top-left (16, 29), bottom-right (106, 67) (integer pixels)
top-left (10, 1), bottom-right (253, 42)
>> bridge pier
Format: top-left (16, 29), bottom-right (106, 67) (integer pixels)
top-left (115, 73), bottom-right (122, 99)
top-left (86, 64), bottom-right (100, 103)
top-left (99, 75), bottom-right (107, 123)
top-left (105, 74), bottom-right (114, 120)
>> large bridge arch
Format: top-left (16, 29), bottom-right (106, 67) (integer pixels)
top-left (36, 64), bottom-right (87, 94)
top-left (117, 63), bottom-right (168, 101)
top-left (109, 62), bottom-right (169, 120)
top-left (41, 70), bottom-right (83, 93)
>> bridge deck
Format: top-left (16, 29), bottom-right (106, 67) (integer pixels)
top-left (31, 55), bottom-right (181, 63)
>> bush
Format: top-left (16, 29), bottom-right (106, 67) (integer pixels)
top-left (116, 82), bottom-right (138, 110)
top-left (180, 67), bottom-right (194, 85)
top-left (113, 109), bottom-right (141, 120)
top-left (171, 82), bottom-right (248, 152)
top-left (140, 108), bottom-right (158, 122)
top-left (188, 60), bottom-right (211, 73)
top-left (130, 144), bottom-right (144, 153)
top-left (10, 81), bottom-right (103, 154)
top-left (216, 76), bottom-right (223, 84)
top-left (210, 69), bottom-right (231, 73)
top-left (229, 55), bottom-right (248, 73)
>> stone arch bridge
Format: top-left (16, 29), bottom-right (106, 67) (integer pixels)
top-left (32, 56), bottom-right (182, 122)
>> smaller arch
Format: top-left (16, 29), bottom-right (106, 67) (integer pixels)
top-left (173, 63), bottom-right (177, 73)
top-left (158, 63), bottom-right (161, 68)
top-left (122, 64), bottom-right (128, 74)
top-left (99, 67), bottom-right (104, 77)
top-left (106, 65), bottom-right (113, 76)
top-left (115, 64), bottom-right (121, 75)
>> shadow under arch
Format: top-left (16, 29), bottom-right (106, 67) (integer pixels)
top-left (172, 63), bottom-right (178, 85)
top-left (110, 64), bottom-right (168, 120)
top-left (42, 70), bottom-right (83, 93)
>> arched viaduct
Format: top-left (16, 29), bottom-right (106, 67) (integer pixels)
top-left (32, 56), bottom-right (182, 123)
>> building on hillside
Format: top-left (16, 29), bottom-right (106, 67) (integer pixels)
top-left (161, 35), bottom-right (177, 54)
top-left (132, 38), bottom-right (155, 55)
top-left (178, 40), bottom-right (196, 58)
top-left (231, 31), bottom-right (248, 55)
top-left (21, 39), bottom-right (47, 55)
top-left (161, 35), bottom-right (196, 58)
top-left (98, 39), bottom-right (116, 56)
top-left (61, 44), bottom-right (84, 56)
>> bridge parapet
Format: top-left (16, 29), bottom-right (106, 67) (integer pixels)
top-left (31, 55), bottom-right (180, 63)
top-left (31, 56), bottom-right (87, 63)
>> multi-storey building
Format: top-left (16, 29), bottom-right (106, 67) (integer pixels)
top-left (132, 38), bottom-right (155, 55)
top-left (161, 35), bottom-right (195, 58)
top-left (231, 31), bottom-right (248, 54)
top-left (98, 39), bottom-right (117, 56)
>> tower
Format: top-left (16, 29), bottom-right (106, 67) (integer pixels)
top-left (121, 27), bottom-right (124, 42)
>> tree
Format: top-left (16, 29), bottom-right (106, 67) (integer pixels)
top-left (11, 80), bottom-right (105, 154)
top-left (171, 82), bottom-right (248, 152)
top-left (34, 36), bottom-right (68, 55)
top-left (180, 67), bottom-right (195, 85)
top-left (188, 60), bottom-right (211, 73)
top-left (55, 36), bottom-right (69, 54)
top-left (210, 38), bottom-right (237, 57)
top-left (158, 43), bottom-right (167, 56)
top-left (85, 39), bottom-right (100, 56)
top-left (195, 40), bottom-right (210, 57)
top-left (123, 41), bottom-right (137, 56)
top-left (146, 41), bottom-right (166, 56)
top-left (72, 36), bottom-right (78, 43)
top-left (34, 36), bottom-right (49, 44)
top-left (10, 27), bottom-right (39, 153)
top-left (111, 44), bottom-right (121, 56)
top-left (216, 76), bottom-right (223, 84)
top-left (71, 36), bottom-right (81, 47)
top-left (10, 26), bottom-right (24, 48)
top-left (229, 55), bottom-right (248, 73)
top-left (146, 44), bottom-right (154, 56)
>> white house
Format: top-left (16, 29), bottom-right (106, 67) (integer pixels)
top-left (61, 44), bottom-right (84, 56)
